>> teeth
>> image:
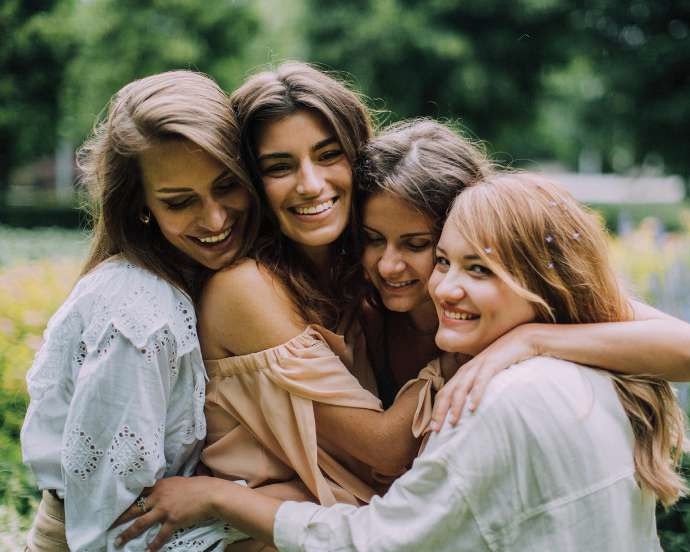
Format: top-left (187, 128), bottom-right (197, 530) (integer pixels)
top-left (198, 227), bottom-right (231, 244)
top-left (294, 199), bottom-right (335, 215)
top-left (386, 280), bottom-right (415, 288)
top-left (444, 310), bottom-right (478, 321)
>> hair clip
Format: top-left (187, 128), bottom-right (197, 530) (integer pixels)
top-left (546, 261), bottom-right (554, 269)
top-left (483, 247), bottom-right (492, 254)
top-left (545, 235), bottom-right (554, 243)
top-left (571, 232), bottom-right (580, 240)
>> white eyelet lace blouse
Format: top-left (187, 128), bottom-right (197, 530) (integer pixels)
top-left (21, 258), bottom-right (240, 551)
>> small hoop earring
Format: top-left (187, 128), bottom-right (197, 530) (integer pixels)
top-left (139, 209), bottom-right (151, 225)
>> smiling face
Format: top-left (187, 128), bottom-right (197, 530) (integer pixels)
top-left (429, 222), bottom-right (536, 356)
top-left (255, 109), bottom-right (352, 255)
top-left (140, 139), bottom-right (251, 270)
top-left (362, 193), bottom-right (436, 315)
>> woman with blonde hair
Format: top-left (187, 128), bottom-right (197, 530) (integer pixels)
top-left (21, 70), bottom-right (258, 551)
top-left (117, 172), bottom-right (685, 551)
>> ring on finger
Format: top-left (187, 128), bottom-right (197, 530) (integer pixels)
top-left (136, 496), bottom-right (149, 513)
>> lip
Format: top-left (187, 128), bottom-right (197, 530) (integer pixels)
top-left (189, 226), bottom-right (234, 250)
top-left (380, 279), bottom-right (420, 294)
top-left (439, 305), bottom-right (480, 325)
top-left (288, 196), bottom-right (339, 222)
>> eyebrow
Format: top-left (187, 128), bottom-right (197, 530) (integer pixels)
top-left (362, 226), bottom-right (432, 238)
top-left (155, 171), bottom-right (230, 194)
top-left (435, 245), bottom-right (480, 260)
top-left (256, 136), bottom-right (339, 163)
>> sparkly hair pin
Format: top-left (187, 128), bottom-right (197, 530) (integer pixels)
top-left (483, 247), bottom-right (492, 254)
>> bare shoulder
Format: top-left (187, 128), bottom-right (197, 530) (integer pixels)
top-left (198, 259), bottom-right (306, 357)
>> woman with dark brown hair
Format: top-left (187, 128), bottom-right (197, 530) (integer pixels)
top-left (21, 70), bottom-right (258, 551)
top-left (195, 62), bottom-right (429, 515)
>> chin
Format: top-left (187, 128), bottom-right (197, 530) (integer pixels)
top-left (434, 329), bottom-right (476, 355)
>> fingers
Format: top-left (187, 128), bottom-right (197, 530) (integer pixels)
top-left (467, 369), bottom-right (492, 413)
top-left (429, 389), bottom-right (451, 432)
top-left (111, 501), bottom-right (146, 528)
top-left (114, 510), bottom-right (163, 548)
top-left (143, 523), bottom-right (176, 552)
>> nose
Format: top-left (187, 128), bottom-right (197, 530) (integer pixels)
top-left (432, 273), bottom-right (466, 304)
top-left (378, 246), bottom-right (405, 278)
top-left (296, 161), bottom-right (325, 197)
top-left (200, 199), bottom-right (228, 232)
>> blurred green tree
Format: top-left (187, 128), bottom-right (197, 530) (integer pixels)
top-left (303, 0), bottom-right (578, 162)
top-left (58, 0), bottom-right (260, 144)
top-left (572, 3), bottom-right (690, 185)
top-left (302, 0), bottom-right (690, 190)
top-left (0, 0), bottom-right (77, 206)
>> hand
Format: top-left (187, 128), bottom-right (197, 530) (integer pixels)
top-left (114, 476), bottom-right (218, 551)
top-left (429, 324), bottom-right (539, 431)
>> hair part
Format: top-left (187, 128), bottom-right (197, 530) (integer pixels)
top-left (231, 61), bottom-right (373, 327)
top-left (353, 118), bottom-right (492, 311)
top-left (449, 172), bottom-right (687, 506)
top-left (78, 70), bottom-right (258, 299)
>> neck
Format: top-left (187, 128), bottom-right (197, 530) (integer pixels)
top-left (299, 243), bottom-right (334, 273)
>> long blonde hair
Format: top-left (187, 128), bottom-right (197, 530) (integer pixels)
top-left (79, 70), bottom-right (258, 299)
top-left (448, 172), bottom-right (687, 507)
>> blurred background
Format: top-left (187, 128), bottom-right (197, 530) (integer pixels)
top-left (1, 0), bottom-right (689, 549)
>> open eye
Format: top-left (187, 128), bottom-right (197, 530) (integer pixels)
top-left (434, 254), bottom-right (450, 271)
top-left (260, 160), bottom-right (292, 176)
top-left (468, 264), bottom-right (492, 276)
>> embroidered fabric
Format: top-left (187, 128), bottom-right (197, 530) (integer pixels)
top-left (21, 258), bottom-right (222, 551)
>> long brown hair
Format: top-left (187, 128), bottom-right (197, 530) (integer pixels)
top-left (449, 172), bottom-right (687, 506)
top-left (353, 119), bottom-right (492, 310)
top-left (79, 70), bottom-right (258, 299)
top-left (231, 61), bottom-right (373, 328)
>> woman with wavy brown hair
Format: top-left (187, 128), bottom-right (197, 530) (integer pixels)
top-left (192, 63), bottom-right (436, 521)
top-left (21, 70), bottom-right (258, 551)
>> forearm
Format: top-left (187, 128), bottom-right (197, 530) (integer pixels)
top-left (314, 380), bottom-right (424, 475)
top-left (531, 319), bottom-right (690, 381)
top-left (209, 480), bottom-right (282, 545)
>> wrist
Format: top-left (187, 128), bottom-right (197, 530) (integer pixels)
top-left (523, 323), bottom-right (550, 357)
top-left (207, 477), bottom-right (231, 519)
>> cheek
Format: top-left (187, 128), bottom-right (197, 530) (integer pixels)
top-left (361, 248), bottom-right (379, 277)
top-left (416, 253), bottom-right (435, 282)
top-left (262, 183), bottom-right (285, 213)
top-left (427, 269), bottom-right (442, 304)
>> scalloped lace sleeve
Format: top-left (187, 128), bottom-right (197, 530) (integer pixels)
top-left (59, 326), bottom-right (192, 549)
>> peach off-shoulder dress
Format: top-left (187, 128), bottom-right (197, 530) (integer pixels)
top-left (202, 325), bottom-right (444, 551)
top-left (202, 325), bottom-right (387, 507)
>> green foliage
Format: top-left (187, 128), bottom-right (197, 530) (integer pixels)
top-left (657, 454), bottom-right (690, 551)
top-left (0, 0), bottom-right (78, 198)
top-left (571, 3), bottom-right (690, 180)
top-left (58, 0), bottom-right (261, 143)
top-left (303, 0), bottom-right (578, 160)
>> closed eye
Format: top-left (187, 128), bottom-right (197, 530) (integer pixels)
top-left (164, 196), bottom-right (194, 210)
